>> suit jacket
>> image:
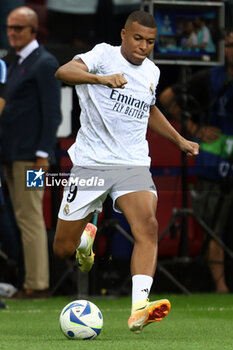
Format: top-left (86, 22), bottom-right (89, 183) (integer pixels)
top-left (0, 45), bottom-right (62, 163)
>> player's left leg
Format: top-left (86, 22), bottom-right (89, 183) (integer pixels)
top-left (116, 191), bottom-right (158, 277)
top-left (116, 190), bottom-right (171, 333)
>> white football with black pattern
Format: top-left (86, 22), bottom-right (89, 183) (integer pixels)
top-left (59, 299), bottom-right (103, 340)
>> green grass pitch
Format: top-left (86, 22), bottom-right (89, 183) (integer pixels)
top-left (0, 294), bottom-right (233, 350)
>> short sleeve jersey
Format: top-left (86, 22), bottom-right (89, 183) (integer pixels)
top-left (68, 43), bottom-right (160, 166)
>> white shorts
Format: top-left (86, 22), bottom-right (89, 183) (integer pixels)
top-left (58, 166), bottom-right (157, 221)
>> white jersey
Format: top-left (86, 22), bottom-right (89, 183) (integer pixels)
top-left (68, 43), bottom-right (160, 166)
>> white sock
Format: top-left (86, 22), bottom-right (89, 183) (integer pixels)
top-left (77, 232), bottom-right (88, 250)
top-left (132, 274), bottom-right (153, 307)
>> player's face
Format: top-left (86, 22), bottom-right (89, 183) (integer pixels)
top-left (225, 32), bottom-right (233, 67)
top-left (120, 21), bottom-right (157, 65)
top-left (7, 11), bottom-right (36, 51)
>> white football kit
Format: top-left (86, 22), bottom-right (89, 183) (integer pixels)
top-left (59, 43), bottom-right (160, 220)
top-left (69, 43), bottom-right (160, 166)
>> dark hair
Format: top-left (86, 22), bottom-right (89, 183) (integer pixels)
top-left (125, 10), bottom-right (157, 29)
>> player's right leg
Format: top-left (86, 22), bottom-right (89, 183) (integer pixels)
top-left (53, 215), bottom-right (97, 273)
top-left (53, 165), bottom-right (109, 271)
top-left (53, 215), bottom-right (93, 260)
top-left (75, 222), bottom-right (97, 273)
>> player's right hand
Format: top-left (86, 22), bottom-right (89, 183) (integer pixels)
top-left (100, 74), bottom-right (128, 89)
top-left (179, 139), bottom-right (199, 157)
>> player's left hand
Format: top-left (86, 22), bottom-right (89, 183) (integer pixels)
top-left (179, 138), bottom-right (199, 157)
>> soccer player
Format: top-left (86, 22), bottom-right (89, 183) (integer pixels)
top-left (53, 10), bottom-right (199, 333)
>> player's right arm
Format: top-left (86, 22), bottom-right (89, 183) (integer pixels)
top-left (55, 58), bottom-right (127, 89)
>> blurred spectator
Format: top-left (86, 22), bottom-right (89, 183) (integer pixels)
top-left (0, 57), bottom-right (20, 277)
top-left (159, 29), bottom-right (233, 293)
top-left (0, 58), bottom-right (8, 309)
top-left (191, 18), bottom-right (215, 53)
top-left (0, 6), bottom-right (62, 298)
top-left (0, 0), bottom-right (25, 47)
top-left (0, 60), bottom-right (7, 113)
top-left (46, 0), bottom-right (99, 46)
top-left (181, 20), bottom-right (197, 50)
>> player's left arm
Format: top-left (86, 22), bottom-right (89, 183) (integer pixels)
top-left (148, 105), bottom-right (199, 157)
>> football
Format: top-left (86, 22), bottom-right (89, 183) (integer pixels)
top-left (59, 299), bottom-right (103, 340)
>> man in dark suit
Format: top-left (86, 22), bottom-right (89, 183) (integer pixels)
top-left (1, 6), bottom-right (62, 298)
